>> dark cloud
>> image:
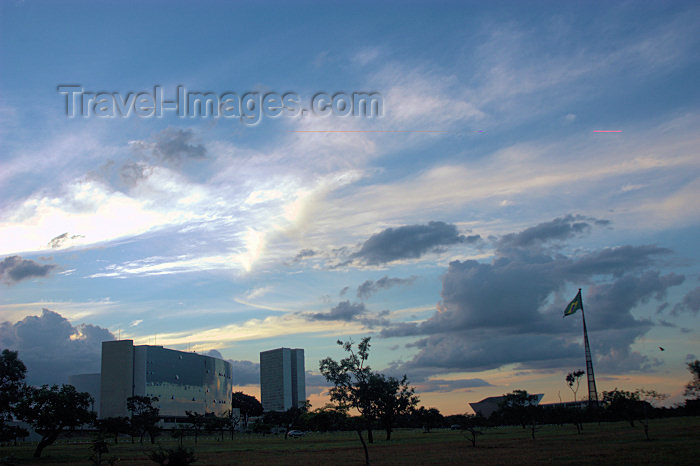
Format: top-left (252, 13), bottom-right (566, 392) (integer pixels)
top-left (293, 249), bottom-right (317, 262)
top-left (351, 221), bottom-right (474, 265)
top-left (128, 128), bottom-right (206, 171)
top-left (0, 309), bottom-right (114, 385)
top-left (119, 162), bottom-right (151, 186)
top-left (307, 301), bottom-right (367, 321)
top-left (415, 378), bottom-right (491, 393)
top-left (656, 302), bottom-right (669, 314)
top-left (305, 372), bottom-right (333, 396)
top-left (497, 214), bottom-right (600, 249)
top-left (356, 276), bottom-right (416, 299)
top-left (568, 245), bottom-right (671, 278)
top-left (0, 256), bottom-right (56, 284)
top-left (153, 128), bottom-right (206, 162)
top-left (380, 219), bottom-right (683, 376)
top-left (304, 301), bottom-right (391, 328)
top-left (585, 271), bottom-right (683, 326)
top-left (657, 319), bottom-right (676, 328)
top-left (224, 358), bottom-right (330, 396)
top-left (400, 332), bottom-right (584, 374)
top-left (339, 286), bottom-right (350, 296)
top-left (47, 233), bottom-right (84, 249)
top-left (228, 359), bottom-right (260, 386)
top-left (671, 286), bottom-right (700, 315)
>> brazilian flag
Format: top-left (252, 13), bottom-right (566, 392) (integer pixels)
top-left (564, 289), bottom-right (583, 317)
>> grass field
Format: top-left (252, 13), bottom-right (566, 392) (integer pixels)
top-left (2, 417), bottom-right (699, 465)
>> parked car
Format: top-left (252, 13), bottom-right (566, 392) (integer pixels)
top-left (287, 430), bottom-right (305, 438)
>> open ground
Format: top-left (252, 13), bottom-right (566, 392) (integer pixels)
top-left (1, 417), bottom-right (698, 465)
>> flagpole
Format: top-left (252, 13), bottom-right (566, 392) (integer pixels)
top-left (579, 289), bottom-right (599, 405)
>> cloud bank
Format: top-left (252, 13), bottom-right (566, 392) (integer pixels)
top-left (380, 216), bottom-right (683, 376)
top-left (0, 309), bottom-right (114, 385)
top-left (351, 221), bottom-right (478, 265)
top-left (0, 256), bottom-right (56, 284)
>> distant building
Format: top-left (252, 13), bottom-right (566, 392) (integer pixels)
top-left (540, 400), bottom-right (589, 410)
top-left (259, 348), bottom-right (305, 412)
top-left (469, 393), bottom-right (544, 418)
top-left (68, 373), bottom-right (101, 415)
top-left (100, 340), bottom-right (232, 419)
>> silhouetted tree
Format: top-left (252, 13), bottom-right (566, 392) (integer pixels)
top-left (127, 396), bottom-right (160, 444)
top-left (685, 360), bottom-right (700, 399)
top-left (304, 404), bottom-right (349, 431)
top-left (95, 416), bottom-right (130, 444)
top-left (206, 415), bottom-right (229, 441)
top-left (222, 409), bottom-right (241, 439)
top-left (601, 388), bottom-right (640, 427)
top-left (282, 401), bottom-right (310, 439)
top-left (231, 392), bottom-right (263, 429)
top-left (366, 373), bottom-right (418, 440)
top-left (16, 384), bottom-right (95, 458)
top-left (171, 425), bottom-right (188, 447)
top-left (566, 370), bottom-right (585, 402)
top-left (0, 349), bottom-right (28, 444)
top-left (564, 370), bottom-right (586, 434)
top-left (320, 337), bottom-right (378, 464)
top-left (414, 407), bottom-right (443, 433)
top-left (88, 435), bottom-right (117, 466)
top-left (498, 390), bottom-right (541, 439)
top-left (185, 411), bottom-right (206, 444)
top-left (461, 414), bottom-right (488, 447)
top-left (636, 389), bottom-right (667, 441)
top-left (149, 445), bottom-right (196, 465)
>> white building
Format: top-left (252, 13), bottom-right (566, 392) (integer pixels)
top-left (259, 348), bottom-right (305, 412)
top-left (100, 340), bottom-right (233, 419)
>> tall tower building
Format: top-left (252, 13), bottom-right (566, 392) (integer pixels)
top-left (259, 348), bottom-right (305, 412)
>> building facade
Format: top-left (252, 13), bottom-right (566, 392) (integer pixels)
top-left (259, 347), bottom-right (305, 412)
top-left (100, 340), bottom-right (233, 419)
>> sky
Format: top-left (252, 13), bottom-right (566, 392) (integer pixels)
top-left (1, 0), bottom-right (699, 414)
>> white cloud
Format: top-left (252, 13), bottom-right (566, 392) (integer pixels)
top-left (0, 178), bottom-right (199, 256)
top-left (0, 298), bottom-right (118, 323)
top-left (282, 119), bottom-right (700, 252)
top-left (244, 286), bottom-right (273, 300)
top-left (352, 47), bottom-right (381, 66)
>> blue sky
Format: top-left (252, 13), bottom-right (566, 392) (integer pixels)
top-left (1, 0), bottom-right (699, 413)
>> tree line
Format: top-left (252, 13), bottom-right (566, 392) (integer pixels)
top-left (0, 348), bottom-right (265, 459)
top-left (3, 342), bottom-right (700, 462)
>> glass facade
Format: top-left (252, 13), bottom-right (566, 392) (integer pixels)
top-left (136, 346), bottom-right (233, 417)
top-left (100, 340), bottom-right (233, 418)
